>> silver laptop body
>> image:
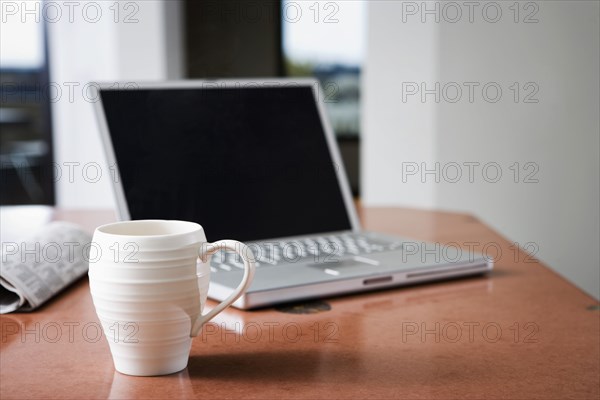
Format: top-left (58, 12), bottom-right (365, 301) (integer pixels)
top-left (93, 79), bottom-right (493, 309)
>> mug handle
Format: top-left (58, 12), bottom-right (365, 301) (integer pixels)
top-left (190, 240), bottom-right (256, 337)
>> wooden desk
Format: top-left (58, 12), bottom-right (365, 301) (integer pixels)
top-left (1, 208), bottom-right (598, 399)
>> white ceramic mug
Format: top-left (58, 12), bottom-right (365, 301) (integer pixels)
top-left (88, 220), bottom-right (255, 376)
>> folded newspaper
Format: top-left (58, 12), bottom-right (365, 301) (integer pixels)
top-left (0, 221), bottom-right (91, 314)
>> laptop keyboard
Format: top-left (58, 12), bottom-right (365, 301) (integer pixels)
top-left (209, 233), bottom-right (403, 272)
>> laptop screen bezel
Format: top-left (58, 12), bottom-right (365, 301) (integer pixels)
top-left (92, 78), bottom-right (361, 237)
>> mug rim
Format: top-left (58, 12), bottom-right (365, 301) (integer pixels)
top-left (96, 220), bottom-right (202, 238)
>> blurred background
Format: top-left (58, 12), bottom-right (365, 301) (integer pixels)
top-left (1, 0), bottom-right (598, 299)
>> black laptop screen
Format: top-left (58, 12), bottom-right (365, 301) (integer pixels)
top-left (100, 85), bottom-right (352, 242)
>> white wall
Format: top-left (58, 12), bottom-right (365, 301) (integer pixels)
top-left (362, 3), bottom-right (439, 208)
top-left (362, 1), bottom-right (600, 299)
top-left (48, 0), bottom-right (184, 209)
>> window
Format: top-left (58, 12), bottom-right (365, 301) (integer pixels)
top-left (0, 1), bottom-right (54, 205)
top-left (282, 0), bottom-right (366, 194)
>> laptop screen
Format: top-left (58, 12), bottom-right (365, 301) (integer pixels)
top-left (99, 85), bottom-right (353, 242)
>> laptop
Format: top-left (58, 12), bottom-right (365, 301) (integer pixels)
top-left (93, 79), bottom-right (493, 309)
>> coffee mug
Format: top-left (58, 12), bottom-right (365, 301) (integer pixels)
top-left (88, 220), bottom-right (255, 376)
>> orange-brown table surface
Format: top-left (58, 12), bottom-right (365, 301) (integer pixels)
top-left (1, 207), bottom-right (598, 399)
